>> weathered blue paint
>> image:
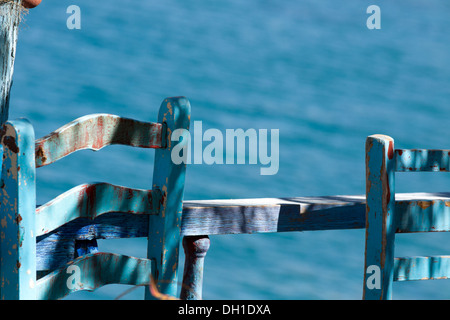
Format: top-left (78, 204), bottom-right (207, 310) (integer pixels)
top-left (0, 119), bottom-right (36, 300)
top-left (1, 97), bottom-right (191, 299)
top-left (363, 134), bottom-right (450, 300)
top-left (35, 182), bottom-right (158, 237)
top-left (394, 256), bottom-right (450, 281)
top-left (395, 149), bottom-right (450, 172)
top-left (36, 252), bottom-right (153, 300)
top-left (146, 97), bottom-right (191, 299)
top-left (363, 135), bottom-right (396, 300)
top-left (395, 200), bottom-right (450, 232)
top-left (0, 1), bottom-right (22, 125)
top-left (180, 236), bottom-right (210, 300)
top-left (35, 114), bottom-right (163, 168)
top-left (31, 193), bottom-right (450, 279)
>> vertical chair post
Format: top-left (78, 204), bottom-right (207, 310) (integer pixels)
top-left (0, 1), bottom-right (23, 179)
top-left (180, 235), bottom-right (210, 300)
top-left (146, 97), bottom-right (191, 299)
top-left (363, 134), bottom-right (396, 300)
top-left (0, 119), bottom-right (36, 299)
top-left (0, 0), bottom-right (22, 125)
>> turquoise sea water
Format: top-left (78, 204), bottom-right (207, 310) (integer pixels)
top-left (9, 0), bottom-right (450, 299)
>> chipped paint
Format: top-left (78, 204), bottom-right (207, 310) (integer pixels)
top-left (363, 135), bottom-right (395, 300)
top-left (35, 114), bottom-right (163, 167)
top-left (1, 119), bottom-right (36, 299)
top-left (36, 183), bottom-right (157, 237)
top-left (416, 201), bottom-right (432, 210)
top-left (1, 98), bottom-right (190, 299)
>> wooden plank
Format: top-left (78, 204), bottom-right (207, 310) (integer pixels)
top-left (146, 97), bottom-right (190, 298)
top-left (35, 213), bottom-right (149, 271)
top-left (36, 182), bottom-right (158, 237)
top-left (0, 1), bottom-right (22, 125)
top-left (0, 119), bottom-right (36, 299)
top-left (363, 134), bottom-right (396, 300)
top-left (394, 256), bottom-right (450, 281)
top-left (34, 193), bottom-right (450, 242)
top-left (36, 252), bottom-right (153, 300)
top-left (35, 114), bottom-right (163, 167)
top-left (34, 192), bottom-right (450, 272)
top-left (182, 194), bottom-right (450, 235)
top-left (181, 195), bottom-right (367, 235)
top-left (37, 238), bottom-right (76, 272)
top-left (395, 149), bottom-right (450, 172)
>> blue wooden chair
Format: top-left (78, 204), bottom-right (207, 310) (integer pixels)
top-left (0, 97), bottom-right (191, 300)
top-left (363, 134), bottom-right (450, 299)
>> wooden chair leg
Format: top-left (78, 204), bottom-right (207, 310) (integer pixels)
top-left (180, 235), bottom-right (210, 300)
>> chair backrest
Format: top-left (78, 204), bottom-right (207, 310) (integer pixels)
top-left (363, 134), bottom-right (450, 300)
top-left (0, 96), bottom-right (191, 300)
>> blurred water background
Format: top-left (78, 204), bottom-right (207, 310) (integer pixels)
top-left (9, 0), bottom-right (450, 299)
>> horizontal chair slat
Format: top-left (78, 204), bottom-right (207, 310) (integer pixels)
top-left (396, 199), bottom-right (450, 233)
top-left (36, 213), bottom-right (150, 271)
top-left (36, 183), bottom-right (159, 237)
top-left (394, 256), bottom-right (450, 281)
top-left (395, 149), bottom-right (450, 172)
top-left (36, 252), bottom-right (153, 300)
top-left (35, 114), bottom-right (163, 167)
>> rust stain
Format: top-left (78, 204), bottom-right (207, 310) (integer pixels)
top-left (3, 136), bottom-right (19, 154)
top-left (76, 184), bottom-right (97, 219)
top-left (385, 176), bottom-right (391, 205)
top-left (94, 116), bottom-right (105, 150)
top-left (0, 217), bottom-right (6, 228)
top-left (167, 102), bottom-right (173, 116)
top-left (387, 141), bottom-right (394, 160)
top-left (417, 201), bottom-right (432, 210)
top-left (35, 145), bottom-right (47, 164)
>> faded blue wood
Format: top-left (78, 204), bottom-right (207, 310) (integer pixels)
top-left (363, 135), bottom-right (450, 300)
top-left (0, 119), bottom-right (36, 299)
top-left (0, 1), bottom-right (22, 125)
top-left (36, 182), bottom-right (159, 237)
top-left (33, 193), bottom-right (450, 272)
top-left (146, 97), bottom-right (191, 299)
top-left (394, 256), bottom-right (450, 281)
top-left (395, 149), bottom-right (450, 172)
top-left (363, 135), bottom-right (396, 300)
top-left (6, 108), bottom-right (450, 299)
top-left (180, 235), bottom-right (210, 300)
top-left (36, 252), bottom-right (153, 300)
top-left (1, 97), bottom-right (190, 299)
top-left (35, 114), bottom-right (163, 168)
top-left (396, 199), bottom-right (450, 232)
